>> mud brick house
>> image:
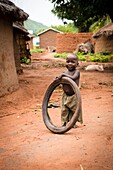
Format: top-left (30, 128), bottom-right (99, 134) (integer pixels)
top-left (27, 33), bottom-right (34, 49)
top-left (38, 28), bottom-right (63, 52)
top-left (93, 22), bottom-right (113, 54)
top-left (0, 0), bottom-right (29, 97)
top-left (13, 21), bottom-right (30, 74)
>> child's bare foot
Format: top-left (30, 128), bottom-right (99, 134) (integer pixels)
top-left (73, 124), bottom-right (78, 128)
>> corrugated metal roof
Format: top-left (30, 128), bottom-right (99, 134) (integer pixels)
top-left (37, 28), bottom-right (63, 36)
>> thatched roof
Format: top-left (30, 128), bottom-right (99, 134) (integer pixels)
top-left (0, 0), bottom-right (29, 21)
top-left (93, 22), bottom-right (113, 38)
top-left (13, 21), bottom-right (28, 34)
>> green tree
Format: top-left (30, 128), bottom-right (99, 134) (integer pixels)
top-left (52, 23), bottom-right (79, 32)
top-left (48, 0), bottom-right (113, 32)
top-left (89, 16), bottom-right (111, 33)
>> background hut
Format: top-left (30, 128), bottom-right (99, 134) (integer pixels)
top-left (38, 28), bottom-right (62, 52)
top-left (93, 22), bottom-right (113, 54)
top-left (13, 21), bottom-right (30, 74)
top-left (27, 33), bottom-right (34, 49)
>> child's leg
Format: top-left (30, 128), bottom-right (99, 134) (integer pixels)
top-left (61, 106), bottom-right (69, 126)
top-left (68, 110), bottom-right (74, 121)
top-left (77, 105), bottom-right (83, 124)
top-left (61, 93), bottom-right (69, 126)
top-left (68, 95), bottom-right (83, 124)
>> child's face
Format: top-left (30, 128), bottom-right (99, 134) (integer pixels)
top-left (66, 55), bottom-right (78, 71)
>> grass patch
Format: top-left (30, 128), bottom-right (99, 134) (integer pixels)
top-left (54, 53), bottom-right (67, 59)
top-left (21, 57), bottom-right (31, 64)
top-left (30, 48), bottom-right (45, 53)
top-left (54, 52), bottom-right (113, 63)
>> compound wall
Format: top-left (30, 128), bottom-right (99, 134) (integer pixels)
top-left (56, 33), bottom-right (94, 53)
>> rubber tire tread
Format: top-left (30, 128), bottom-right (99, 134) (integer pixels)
top-left (42, 77), bottom-right (81, 134)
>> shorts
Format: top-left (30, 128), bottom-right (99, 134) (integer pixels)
top-left (61, 92), bottom-right (83, 125)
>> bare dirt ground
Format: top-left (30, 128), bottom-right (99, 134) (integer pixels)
top-left (0, 52), bottom-right (113, 170)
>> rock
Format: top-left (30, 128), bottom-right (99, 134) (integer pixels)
top-left (85, 64), bottom-right (104, 71)
top-left (75, 39), bottom-right (94, 54)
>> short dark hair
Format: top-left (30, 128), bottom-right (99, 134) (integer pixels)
top-left (66, 53), bottom-right (78, 60)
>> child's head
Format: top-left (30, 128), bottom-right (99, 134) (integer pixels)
top-left (66, 53), bottom-right (79, 71)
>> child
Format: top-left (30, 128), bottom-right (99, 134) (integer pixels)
top-left (56, 53), bottom-right (83, 127)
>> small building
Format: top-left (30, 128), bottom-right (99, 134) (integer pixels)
top-left (0, 0), bottom-right (28, 97)
top-left (27, 33), bottom-right (34, 49)
top-left (13, 21), bottom-right (30, 73)
top-left (33, 36), bottom-right (40, 48)
top-left (93, 22), bottom-right (113, 54)
top-left (37, 28), bottom-right (63, 52)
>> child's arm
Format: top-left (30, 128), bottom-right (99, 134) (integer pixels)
top-left (62, 70), bottom-right (80, 81)
top-left (55, 71), bottom-right (66, 80)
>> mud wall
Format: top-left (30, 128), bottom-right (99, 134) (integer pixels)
top-left (39, 30), bottom-right (59, 49)
top-left (95, 35), bottom-right (113, 53)
top-left (0, 16), bottom-right (19, 97)
top-left (13, 30), bottom-right (22, 73)
top-left (56, 33), bottom-right (94, 53)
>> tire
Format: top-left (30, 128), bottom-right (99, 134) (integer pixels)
top-left (42, 77), bottom-right (81, 134)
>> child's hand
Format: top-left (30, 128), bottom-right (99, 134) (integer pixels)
top-left (55, 74), bottom-right (62, 80)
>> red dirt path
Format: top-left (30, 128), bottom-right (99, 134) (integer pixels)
top-left (0, 52), bottom-right (113, 170)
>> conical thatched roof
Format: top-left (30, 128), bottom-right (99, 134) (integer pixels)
top-left (13, 21), bottom-right (28, 34)
top-left (0, 0), bottom-right (29, 21)
top-left (93, 22), bottom-right (113, 38)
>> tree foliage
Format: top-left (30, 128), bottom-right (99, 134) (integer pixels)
top-left (48, 0), bottom-right (113, 32)
top-left (89, 16), bottom-right (111, 33)
top-left (51, 23), bottom-right (79, 32)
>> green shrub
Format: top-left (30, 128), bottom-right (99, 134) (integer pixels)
top-left (78, 56), bottom-right (86, 61)
top-left (54, 53), bottom-right (67, 59)
top-left (21, 57), bottom-right (31, 64)
top-left (91, 57), bottom-right (100, 62)
top-left (75, 52), bottom-right (85, 56)
top-left (54, 53), bottom-right (62, 58)
top-left (99, 56), bottom-right (109, 62)
top-left (30, 48), bottom-right (45, 53)
top-left (54, 52), bottom-right (113, 63)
